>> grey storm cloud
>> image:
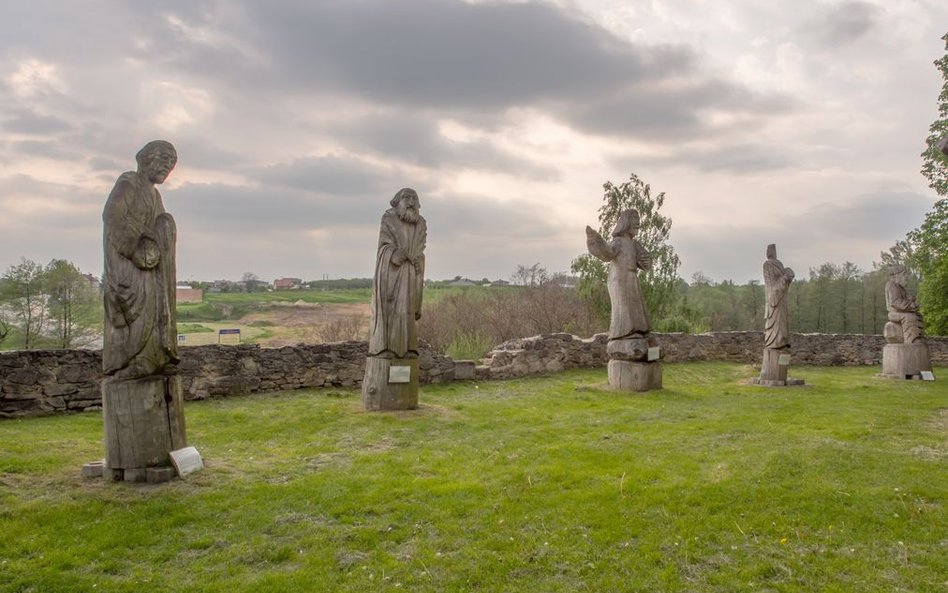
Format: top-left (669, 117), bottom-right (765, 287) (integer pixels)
top-left (10, 139), bottom-right (81, 161)
top-left (170, 183), bottom-right (375, 233)
top-left (170, 139), bottom-right (251, 172)
top-left (675, 189), bottom-right (935, 282)
top-left (567, 78), bottom-right (793, 140)
top-left (3, 110), bottom-right (74, 135)
top-left (171, 179), bottom-right (558, 241)
top-left (0, 174), bottom-right (101, 229)
top-left (326, 114), bottom-right (559, 179)
top-left (804, 1), bottom-right (880, 47)
top-left (0, 0), bottom-right (791, 149)
top-left (87, 155), bottom-right (128, 172)
top-left (221, 0), bottom-right (789, 140)
top-left (627, 142), bottom-right (795, 174)
top-left (251, 154), bottom-right (400, 196)
top-left (107, 0), bottom-right (763, 142)
top-left (423, 192), bottom-right (562, 241)
top-left (798, 191), bottom-right (934, 242)
top-left (238, 0), bottom-right (694, 108)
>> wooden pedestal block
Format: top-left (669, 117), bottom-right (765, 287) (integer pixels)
top-left (362, 357), bottom-right (419, 411)
top-left (757, 348), bottom-right (788, 385)
top-left (882, 342), bottom-right (932, 379)
top-left (102, 375), bottom-right (187, 473)
top-left (752, 348), bottom-right (804, 387)
top-left (607, 360), bottom-right (662, 392)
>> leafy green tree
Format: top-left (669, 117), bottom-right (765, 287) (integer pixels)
top-left (912, 31), bottom-right (948, 335)
top-left (44, 259), bottom-right (101, 348)
top-left (920, 32), bottom-right (948, 197)
top-left (907, 199), bottom-right (948, 334)
top-left (571, 173), bottom-right (683, 329)
top-left (838, 261), bottom-right (863, 334)
top-left (0, 258), bottom-right (48, 349)
top-left (0, 312), bottom-right (9, 346)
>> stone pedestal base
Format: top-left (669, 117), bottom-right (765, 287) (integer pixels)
top-left (607, 360), bottom-right (662, 392)
top-left (751, 377), bottom-right (806, 387)
top-left (362, 357), bottom-right (419, 411)
top-left (882, 342), bottom-right (932, 379)
top-left (102, 374), bottom-right (187, 481)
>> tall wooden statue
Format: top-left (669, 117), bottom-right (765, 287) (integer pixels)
top-left (362, 188), bottom-right (427, 410)
top-left (754, 244), bottom-right (803, 386)
top-left (586, 209), bottom-right (662, 391)
top-left (100, 140), bottom-right (188, 481)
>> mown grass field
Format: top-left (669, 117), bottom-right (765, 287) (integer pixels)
top-left (1, 363), bottom-right (945, 592)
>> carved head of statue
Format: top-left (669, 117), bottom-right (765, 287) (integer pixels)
top-left (611, 209), bottom-right (640, 238)
top-left (136, 140), bottom-right (177, 185)
top-left (766, 244), bottom-right (777, 260)
top-left (390, 188), bottom-right (421, 224)
top-left (890, 264), bottom-right (907, 286)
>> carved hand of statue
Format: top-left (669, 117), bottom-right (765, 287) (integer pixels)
top-left (392, 248), bottom-right (408, 266)
top-left (638, 250), bottom-right (652, 271)
top-left (785, 268), bottom-right (795, 282)
top-left (132, 237), bottom-right (161, 269)
top-left (412, 257), bottom-right (423, 274)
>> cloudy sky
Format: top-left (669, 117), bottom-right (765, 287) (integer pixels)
top-left (1, 0), bottom-right (945, 284)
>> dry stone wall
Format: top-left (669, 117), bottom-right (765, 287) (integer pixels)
top-left (2, 332), bottom-right (946, 418)
top-left (477, 331), bottom-right (948, 379)
top-left (1, 342), bottom-right (455, 418)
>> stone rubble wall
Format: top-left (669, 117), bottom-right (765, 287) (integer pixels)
top-left (478, 331), bottom-right (948, 379)
top-left (0, 342), bottom-right (454, 418)
top-left (2, 332), bottom-right (945, 418)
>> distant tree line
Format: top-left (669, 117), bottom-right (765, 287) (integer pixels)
top-left (683, 263), bottom-right (897, 335)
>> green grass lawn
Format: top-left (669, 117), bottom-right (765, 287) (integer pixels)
top-left (1, 363), bottom-right (945, 592)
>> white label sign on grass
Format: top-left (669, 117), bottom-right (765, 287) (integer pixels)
top-left (170, 446), bottom-right (204, 477)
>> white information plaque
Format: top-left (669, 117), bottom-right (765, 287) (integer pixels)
top-left (920, 371), bottom-right (935, 381)
top-left (647, 347), bottom-right (661, 362)
top-left (389, 365), bottom-right (411, 383)
top-left (778, 354), bottom-right (792, 366)
top-left (169, 446), bottom-right (204, 477)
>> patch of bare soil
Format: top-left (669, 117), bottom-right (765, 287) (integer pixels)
top-left (240, 302), bottom-right (370, 347)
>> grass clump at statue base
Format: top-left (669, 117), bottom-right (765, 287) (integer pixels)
top-left (1, 363), bottom-right (945, 592)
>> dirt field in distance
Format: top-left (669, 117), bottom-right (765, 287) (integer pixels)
top-left (179, 301), bottom-right (371, 347)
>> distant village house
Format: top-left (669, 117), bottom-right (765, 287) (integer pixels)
top-left (273, 277), bottom-right (303, 290)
